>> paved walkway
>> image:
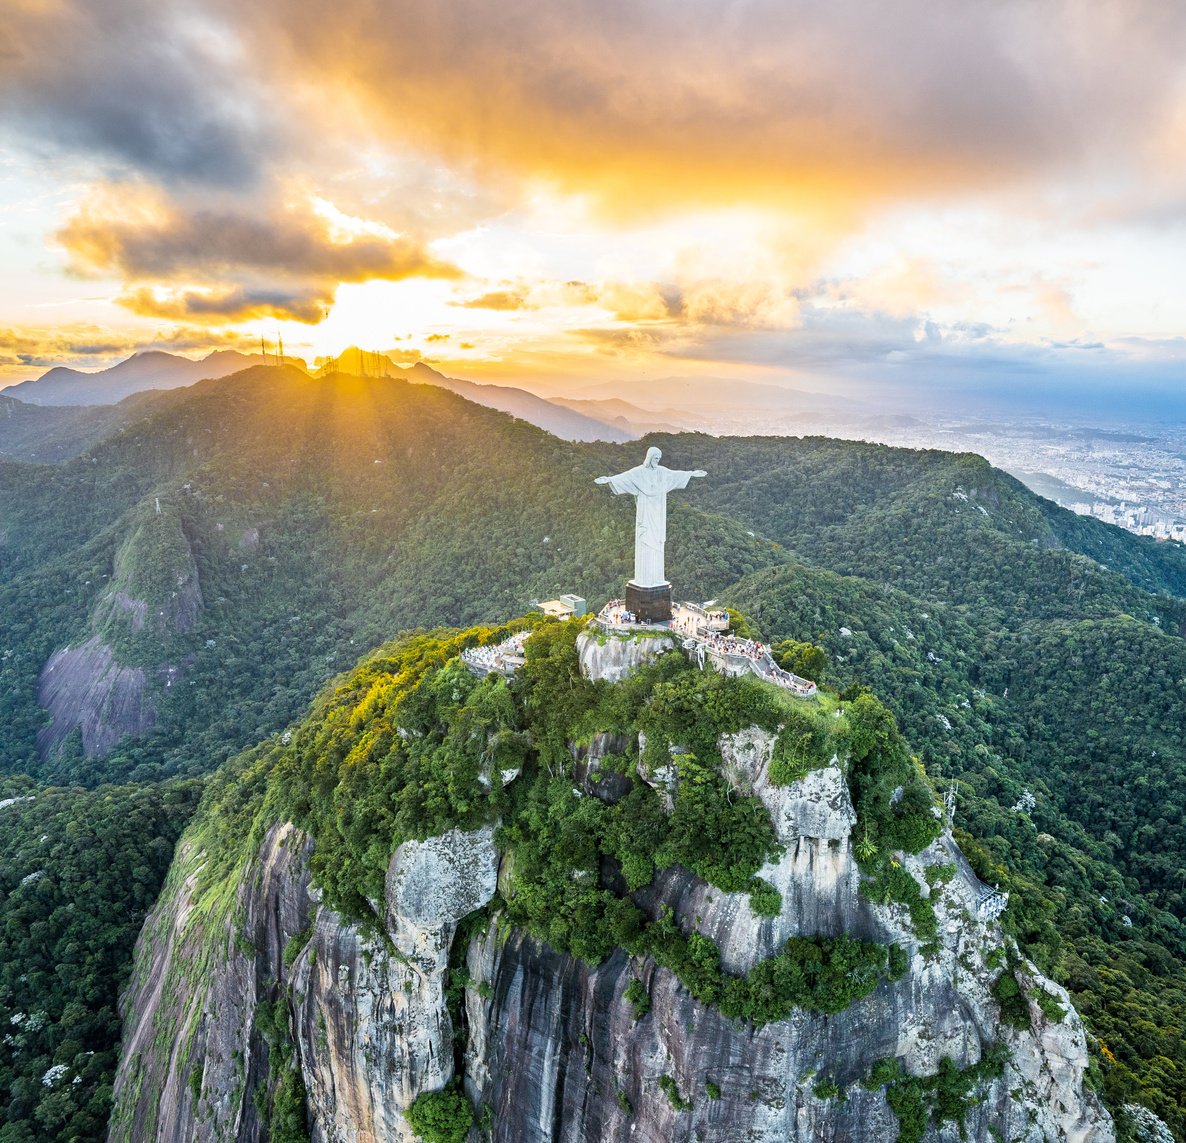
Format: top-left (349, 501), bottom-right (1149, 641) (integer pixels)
top-left (594, 601), bottom-right (817, 698)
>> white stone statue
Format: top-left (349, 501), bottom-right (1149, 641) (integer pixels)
top-left (595, 447), bottom-right (706, 587)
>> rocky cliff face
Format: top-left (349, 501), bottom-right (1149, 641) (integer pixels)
top-left (110, 818), bottom-right (499, 1143)
top-left (111, 715), bottom-right (1113, 1143)
top-left (36, 504), bottom-right (203, 760)
top-left (109, 822), bottom-right (314, 1142)
top-left (294, 825), bottom-right (498, 1142)
top-left (577, 629), bottom-right (677, 682)
top-left (463, 731), bottom-right (1110, 1143)
top-left (37, 636), bottom-right (155, 756)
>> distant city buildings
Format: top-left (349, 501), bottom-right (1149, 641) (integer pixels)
top-left (1065, 501), bottom-right (1186, 543)
top-left (760, 412), bottom-right (1186, 548)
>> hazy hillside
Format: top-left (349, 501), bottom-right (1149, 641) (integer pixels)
top-left (528, 374), bottom-right (871, 435)
top-left (548, 394), bottom-right (687, 435)
top-left (0, 391), bottom-right (164, 462)
top-left (405, 361), bottom-right (636, 442)
top-left (4, 349), bottom-right (267, 406)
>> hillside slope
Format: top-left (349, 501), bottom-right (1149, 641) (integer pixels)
top-left (0, 392), bottom-right (166, 462)
top-left (0, 366), bottom-right (772, 783)
top-left (108, 622), bottom-right (1112, 1143)
top-left (0, 777), bottom-right (199, 1140)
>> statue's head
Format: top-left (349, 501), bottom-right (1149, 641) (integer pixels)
top-left (645, 446), bottom-right (662, 467)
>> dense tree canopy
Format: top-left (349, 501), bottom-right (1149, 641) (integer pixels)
top-left (0, 780), bottom-right (199, 1143)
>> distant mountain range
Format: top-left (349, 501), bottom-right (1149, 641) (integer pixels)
top-left (4, 350), bottom-right (271, 406)
top-left (2, 346), bottom-right (881, 445)
top-left (2, 348), bottom-right (638, 445)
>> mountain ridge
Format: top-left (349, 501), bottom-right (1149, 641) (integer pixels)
top-left (4, 349), bottom-right (269, 406)
top-left (1, 365), bottom-right (1184, 1138)
top-left (3, 347), bottom-right (638, 444)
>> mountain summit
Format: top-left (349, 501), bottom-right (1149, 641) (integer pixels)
top-left (109, 620), bottom-right (1113, 1143)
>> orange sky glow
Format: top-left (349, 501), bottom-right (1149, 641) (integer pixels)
top-left (2, 0), bottom-right (1186, 405)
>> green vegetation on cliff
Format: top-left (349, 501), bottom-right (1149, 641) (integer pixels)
top-left (176, 619), bottom-right (916, 1044)
top-left (725, 561), bottom-right (1186, 1136)
top-left (406, 1088), bottom-right (474, 1143)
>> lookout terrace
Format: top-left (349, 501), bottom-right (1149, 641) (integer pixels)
top-left (594, 599), bottom-right (818, 698)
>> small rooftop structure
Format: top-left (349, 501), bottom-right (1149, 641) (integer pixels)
top-left (538, 593), bottom-right (587, 619)
top-left (976, 886), bottom-right (1009, 923)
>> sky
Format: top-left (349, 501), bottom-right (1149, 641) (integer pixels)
top-left (2, 0), bottom-right (1185, 413)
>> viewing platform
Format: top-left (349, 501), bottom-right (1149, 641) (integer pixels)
top-left (461, 631), bottom-right (531, 678)
top-left (593, 600), bottom-right (818, 698)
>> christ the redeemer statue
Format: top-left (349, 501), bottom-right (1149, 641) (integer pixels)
top-left (596, 447), bottom-right (706, 621)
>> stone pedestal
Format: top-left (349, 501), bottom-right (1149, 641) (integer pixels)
top-left (625, 581), bottom-right (673, 624)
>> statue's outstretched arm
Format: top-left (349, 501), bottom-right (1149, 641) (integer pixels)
top-left (594, 476), bottom-right (612, 485)
top-left (692, 470), bottom-right (707, 478)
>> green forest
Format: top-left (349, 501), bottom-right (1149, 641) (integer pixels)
top-left (0, 780), bottom-right (199, 1142)
top-left (1, 365), bottom-right (1185, 1138)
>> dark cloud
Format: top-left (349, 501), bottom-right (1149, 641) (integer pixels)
top-left (59, 191), bottom-right (458, 283)
top-left (117, 285), bottom-right (331, 324)
top-left (0, 0), bottom-right (274, 187)
top-left (572, 327), bottom-right (668, 353)
top-left (53, 186), bottom-right (460, 325)
top-left (5, 0), bottom-right (1186, 224)
top-left (139, 327), bottom-right (260, 353)
top-left (228, 0), bottom-right (1186, 215)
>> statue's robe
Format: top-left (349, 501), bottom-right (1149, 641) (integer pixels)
top-left (603, 462), bottom-right (697, 587)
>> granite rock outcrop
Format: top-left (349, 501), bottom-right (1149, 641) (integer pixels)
top-left (110, 734), bottom-right (1112, 1143)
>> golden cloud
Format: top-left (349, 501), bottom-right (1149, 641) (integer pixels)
top-left (59, 185), bottom-right (459, 281)
top-left (455, 290), bottom-right (532, 311)
top-left (0, 325), bottom-right (131, 370)
top-left (231, 0), bottom-right (1186, 221)
top-left (117, 285), bottom-right (332, 324)
top-left (55, 183), bottom-right (460, 324)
